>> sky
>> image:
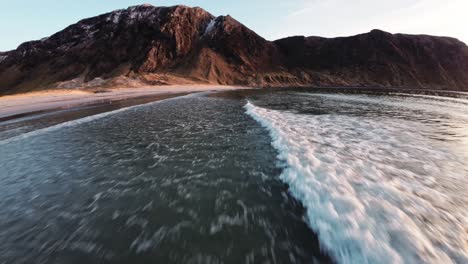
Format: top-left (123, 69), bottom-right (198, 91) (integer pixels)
top-left (1, 0), bottom-right (467, 51)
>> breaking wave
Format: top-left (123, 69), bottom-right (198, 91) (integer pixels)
top-left (245, 99), bottom-right (468, 264)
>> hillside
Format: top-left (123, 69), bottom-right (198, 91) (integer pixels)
top-left (0, 4), bottom-right (467, 94)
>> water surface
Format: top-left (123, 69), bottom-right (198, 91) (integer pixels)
top-left (245, 90), bottom-right (468, 263)
top-left (0, 92), bottom-right (328, 264)
top-left (0, 89), bottom-right (467, 263)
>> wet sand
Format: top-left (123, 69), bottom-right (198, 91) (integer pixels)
top-left (0, 85), bottom-right (245, 120)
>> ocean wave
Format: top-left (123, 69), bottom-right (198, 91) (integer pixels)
top-left (245, 101), bottom-right (468, 264)
top-left (0, 93), bottom-right (202, 146)
top-left (297, 93), bottom-right (468, 120)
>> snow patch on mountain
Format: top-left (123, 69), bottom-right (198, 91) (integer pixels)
top-left (127, 6), bottom-right (163, 21)
top-left (204, 19), bottom-right (216, 35)
top-left (106, 10), bottom-right (123, 24)
top-left (104, 6), bottom-right (163, 24)
top-left (0, 55), bottom-right (8, 63)
top-left (203, 17), bottom-right (220, 37)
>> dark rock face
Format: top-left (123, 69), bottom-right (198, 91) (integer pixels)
top-left (0, 5), bottom-right (216, 93)
top-left (275, 29), bottom-right (468, 90)
top-left (1, 5), bottom-right (468, 94)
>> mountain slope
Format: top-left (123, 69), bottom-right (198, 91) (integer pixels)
top-left (1, 4), bottom-right (468, 94)
top-left (0, 5), bottom-right (215, 93)
top-left (275, 29), bottom-right (468, 90)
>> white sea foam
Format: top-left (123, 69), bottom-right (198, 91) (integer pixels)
top-left (299, 93), bottom-right (468, 120)
top-left (245, 100), bottom-right (468, 264)
top-left (389, 92), bottom-right (468, 105)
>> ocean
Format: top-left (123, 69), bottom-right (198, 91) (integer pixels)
top-left (0, 88), bottom-right (467, 263)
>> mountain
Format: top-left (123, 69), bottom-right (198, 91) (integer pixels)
top-left (0, 4), bottom-right (467, 95)
top-left (275, 30), bottom-right (468, 89)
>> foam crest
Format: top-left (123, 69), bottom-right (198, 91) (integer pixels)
top-left (245, 101), bottom-right (468, 264)
top-left (301, 93), bottom-right (468, 119)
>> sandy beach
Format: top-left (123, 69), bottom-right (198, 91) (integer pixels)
top-left (0, 85), bottom-right (245, 120)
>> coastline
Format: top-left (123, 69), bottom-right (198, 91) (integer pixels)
top-left (0, 85), bottom-right (247, 120)
top-left (2, 85), bottom-right (467, 122)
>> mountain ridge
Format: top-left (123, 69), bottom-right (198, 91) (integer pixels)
top-left (1, 4), bottom-right (467, 94)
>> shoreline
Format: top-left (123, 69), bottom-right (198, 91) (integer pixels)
top-left (0, 85), bottom-right (247, 120)
top-left (2, 84), bottom-right (467, 122)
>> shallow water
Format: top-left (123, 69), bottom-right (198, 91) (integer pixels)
top-left (0, 92), bottom-right (328, 264)
top-left (245, 91), bottom-right (468, 263)
top-left (0, 89), bottom-right (467, 263)
top-left (0, 93), bottom-right (188, 141)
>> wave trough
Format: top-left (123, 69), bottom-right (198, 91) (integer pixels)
top-left (0, 92), bottom-right (205, 146)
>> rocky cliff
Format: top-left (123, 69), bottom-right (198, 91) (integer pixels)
top-left (1, 4), bottom-right (467, 94)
